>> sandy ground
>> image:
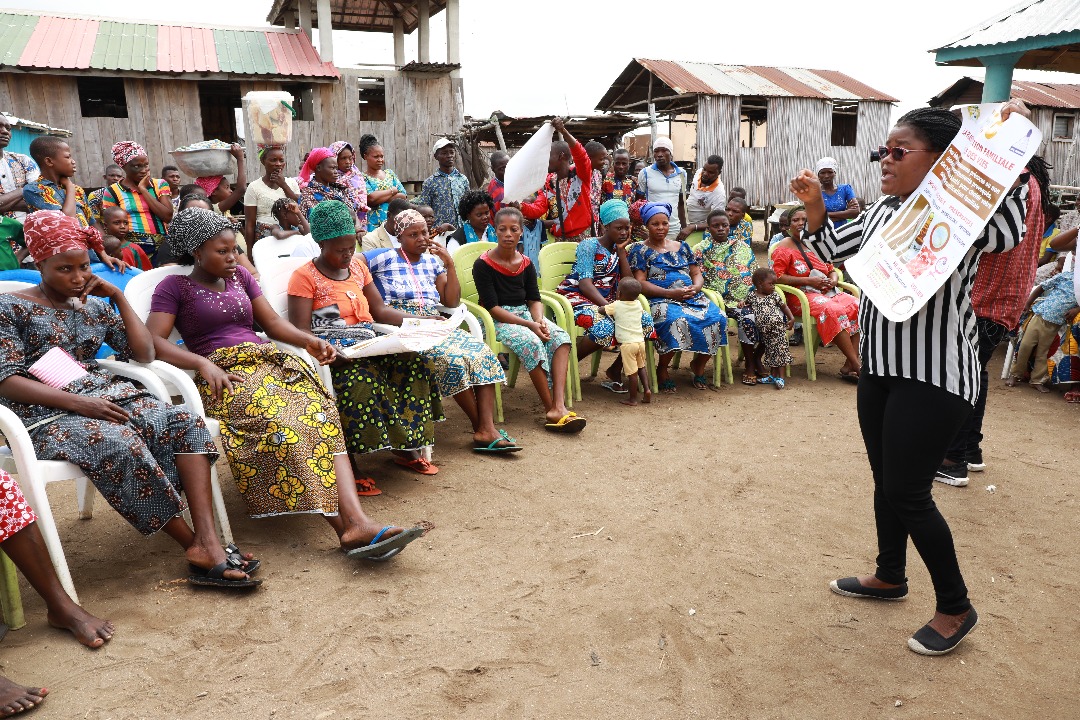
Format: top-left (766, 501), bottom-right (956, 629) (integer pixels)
top-left (2, 336), bottom-right (1078, 720)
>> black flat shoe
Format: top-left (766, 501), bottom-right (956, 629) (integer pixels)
top-left (829, 576), bottom-right (908, 600)
top-left (908, 607), bottom-right (979, 656)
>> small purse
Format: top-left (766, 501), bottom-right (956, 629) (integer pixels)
top-left (28, 347), bottom-right (89, 389)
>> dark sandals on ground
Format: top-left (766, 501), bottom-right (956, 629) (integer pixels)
top-left (838, 370), bottom-right (860, 384)
top-left (692, 375), bottom-right (716, 390)
top-left (188, 551), bottom-right (262, 589)
top-left (188, 543), bottom-right (260, 577)
top-left (741, 374), bottom-right (757, 386)
top-left (473, 429), bottom-right (523, 453)
top-left (659, 379), bottom-right (677, 393)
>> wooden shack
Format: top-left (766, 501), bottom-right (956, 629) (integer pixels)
top-left (596, 59), bottom-right (899, 206)
top-left (931, 76), bottom-right (1080, 186)
top-left (0, 2), bottom-right (464, 188)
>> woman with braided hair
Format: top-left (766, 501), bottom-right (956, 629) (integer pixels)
top-left (360, 134), bottom-right (407, 232)
top-left (790, 100), bottom-right (1032, 656)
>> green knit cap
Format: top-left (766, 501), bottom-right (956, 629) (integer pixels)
top-left (309, 200), bottom-right (355, 242)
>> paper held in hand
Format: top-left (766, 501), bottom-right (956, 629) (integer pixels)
top-left (502, 121), bottom-right (552, 203)
top-left (845, 103), bottom-right (1041, 323)
top-left (337, 305), bottom-right (469, 359)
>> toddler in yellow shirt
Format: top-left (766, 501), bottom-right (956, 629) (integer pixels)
top-left (602, 278), bottom-right (652, 406)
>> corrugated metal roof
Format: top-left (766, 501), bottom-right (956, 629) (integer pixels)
top-left (0, 11), bottom-right (338, 79)
top-left (934, 0), bottom-right (1080, 50)
top-left (267, 0), bottom-right (447, 34)
top-left (936, 77), bottom-right (1080, 108)
top-left (634, 59), bottom-right (898, 101)
top-left (0, 13), bottom-right (38, 66)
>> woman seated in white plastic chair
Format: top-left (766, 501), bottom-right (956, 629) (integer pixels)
top-left (144, 207), bottom-right (424, 558)
top-left (363, 209), bottom-right (519, 453)
top-left (0, 211), bottom-right (259, 588)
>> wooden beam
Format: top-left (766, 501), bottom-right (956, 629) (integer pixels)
top-left (418, 0), bottom-right (430, 63)
top-left (316, 0), bottom-right (333, 63)
top-left (393, 17), bottom-right (405, 66)
top-left (446, 0), bottom-right (460, 65)
top-left (602, 66), bottom-right (646, 111)
top-left (299, 0), bottom-right (312, 39)
top-left (611, 93), bottom-right (689, 111)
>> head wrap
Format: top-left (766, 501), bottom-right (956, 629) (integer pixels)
top-left (393, 209), bottom-right (426, 236)
top-left (112, 140), bottom-right (146, 168)
top-left (309, 200), bottom-right (356, 242)
top-left (167, 207), bottom-right (233, 258)
top-left (328, 140), bottom-right (353, 158)
top-left (652, 137), bottom-right (674, 153)
top-left (815, 156), bottom-right (838, 174)
top-left (257, 144), bottom-right (284, 162)
top-left (24, 211), bottom-right (106, 263)
top-left (194, 175), bottom-right (225, 196)
top-left (299, 147), bottom-right (335, 184)
top-left (599, 199), bottom-right (630, 226)
top-left (640, 202), bottom-right (672, 225)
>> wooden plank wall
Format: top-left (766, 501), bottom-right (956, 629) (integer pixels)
top-left (1030, 107), bottom-right (1080, 187)
top-left (695, 95), bottom-right (893, 206)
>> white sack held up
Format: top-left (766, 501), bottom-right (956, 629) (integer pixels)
top-left (502, 121), bottom-right (552, 203)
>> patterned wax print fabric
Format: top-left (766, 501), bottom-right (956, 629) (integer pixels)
top-left (1032, 271), bottom-right (1076, 326)
top-left (299, 179), bottom-right (367, 222)
top-left (364, 168), bottom-right (406, 231)
top-left (0, 294), bottom-right (217, 536)
top-left (0, 151), bottom-right (39, 221)
top-left (822, 184), bottom-right (856, 227)
top-left (729, 218), bottom-right (754, 246)
top-left (493, 305), bottom-right (571, 373)
top-left (418, 169), bottom-right (470, 229)
top-left (601, 173), bottom-right (637, 205)
top-left (100, 180), bottom-right (171, 234)
top-left (697, 231), bottom-right (758, 306)
top-left (86, 187), bottom-right (108, 225)
top-left (555, 237), bottom-right (654, 347)
top-left (628, 241), bottom-right (727, 355)
top-left (745, 290), bottom-right (793, 368)
top-left (0, 470), bottom-right (35, 543)
top-left (23, 178), bottom-right (94, 228)
top-left (771, 244), bottom-right (860, 345)
top-left (288, 259), bottom-right (443, 454)
top-left (1011, 307), bottom-right (1080, 387)
top-left (197, 342), bottom-right (345, 518)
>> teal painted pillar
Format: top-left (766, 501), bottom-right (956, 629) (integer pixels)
top-left (981, 52), bottom-right (1025, 102)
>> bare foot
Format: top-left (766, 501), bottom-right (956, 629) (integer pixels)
top-left (619, 397), bottom-right (639, 406)
top-left (46, 603), bottom-right (114, 649)
top-left (642, 390), bottom-right (652, 404)
top-left (927, 609), bottom-right (972, 638)
top-left (1032, 383), bottom-right (1050, 393)
top-left (339, 521), bottom-right (404, 553)
top-left (185, 543), bottom-right (249, 582)
top-left (854, 574), bottom-right (904, 590)
top-left (0, 676), bottom-right (47, 716)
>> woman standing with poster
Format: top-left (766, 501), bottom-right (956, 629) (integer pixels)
top-left (789, 102), bottom-right (1031, 656)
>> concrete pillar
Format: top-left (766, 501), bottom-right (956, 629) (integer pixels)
top-left (299, 0), bottom-right (312, 39)
top-left (316, 0), bottom-right (333, 63)
top-left (283, 10), bottom-right (296, 29)
top-left (418, 0), bottom-right (430, 63)
top-left (981, 52), bottom-right (1025, 102)
top-left (446, 0), bottom-right (460, 65)
top-left (393, 17), bottom-right (405, 66)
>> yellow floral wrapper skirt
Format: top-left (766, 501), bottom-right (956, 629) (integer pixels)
top-left (198, 342), bottom-right (343, 518)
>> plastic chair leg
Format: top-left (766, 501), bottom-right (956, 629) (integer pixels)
top-left (672, 351), bottom-right (683, 370)
top-left (75, 477), bottom-right (96, 520)
top-left (589, 351), bottom-right (602, 380)
top-left (507, 353), bottom-right (520, 388)
top-left (804, 331), bottom-right (817, 381)
top-left (647, 343), bottom-right (659, 393)
top-left (0, 551), bottom-right (25, 631)
top-left (494, 381), bottom-right (504, 424)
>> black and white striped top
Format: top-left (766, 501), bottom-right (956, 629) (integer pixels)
top-left (807, 185), bottom-right (1027, 405)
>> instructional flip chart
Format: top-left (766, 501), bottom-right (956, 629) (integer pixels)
top-left (338, 306), bottom-right (468, 359)
top-left (502, 121), bottom-right (552, 203)
top-left (845, 103), bottom-right (1041, 322)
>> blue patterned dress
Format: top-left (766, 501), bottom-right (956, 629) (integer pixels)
top-left (628, 241), bottom-right (727, 355)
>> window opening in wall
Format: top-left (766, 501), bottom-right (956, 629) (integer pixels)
top-left (1052, 113), bottom-right (1075, 141)
top-left (831, 100), bottom-right (858, 146)
top-left (739, 97), bottom-right (767, 148)
top-left (282, 83), bottom-right (315, 122)
top-left (357, 77), bottom-right (387, 122)
top-left (77, 77), bottom-right (128, 118)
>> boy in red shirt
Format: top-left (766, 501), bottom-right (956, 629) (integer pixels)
top-left (519, 118), bottom-right (593, 242)
top-left (101, 206), bottom-right (152, 270)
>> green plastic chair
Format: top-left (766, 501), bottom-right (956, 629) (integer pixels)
top-left (775, 271), bottom-right (861, 381)
top-left (0, 550), bottom-right (24, 631)
top-left (451, 241), bottom-right (573, 422)
top-left (685, 230), bottom-right (707, 251)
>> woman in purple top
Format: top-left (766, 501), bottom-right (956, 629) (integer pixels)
top-left (146, 208), bottom-right (425, 560)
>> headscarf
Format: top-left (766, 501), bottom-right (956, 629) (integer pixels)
top-left (24, 210), bottom-right (106, 263)
top-left (167, 207), bottom-right (233, 258)
top-left (299, 147), bottom-right (334, 184)
top-left (194, 175), bottom-right (225, 196)
top-left (309, 200), bottom-right (355, 242)
top-left (328, 140), bottom-right (353, 159)
top-left (599, 199), bottom-right (630, 226)
top-left (815, 157), bottom-right (838, 174)
top-left (640, 202), bottom-right (672, 225)
top-left (393, 209), bottom-right (426, 236)
top-left (257, 144), bottom-right (284, 162)
top-left (112, 140), bottom-right (146, 168)
top-left (652, 137), bottom-right (674, 153)
top-left (328, 140), bottom-right (362, 187)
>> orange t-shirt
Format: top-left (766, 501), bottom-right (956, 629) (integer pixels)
top-left (287, 258), bottom-right (375, 324)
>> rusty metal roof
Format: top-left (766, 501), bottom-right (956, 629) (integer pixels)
top-left (0, 11), bottom-right (338, 79)
top-left (597, 59), bottom-right (898, 112)
top-left (931, 76), bottom-right (1080, 108)
top-left (267, 0), bottom-right (447, 34)
top-left (934, 0), bottom-right (1080, 51)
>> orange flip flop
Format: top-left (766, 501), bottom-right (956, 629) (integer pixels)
top-left (355, 477), bottom-right (382, 496)
top-left (393, 456), bottom-right (439, 475)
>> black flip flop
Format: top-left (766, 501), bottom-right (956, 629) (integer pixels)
top-left (189, 544), bottom-right (261, 577)
top-left (188, 558), bottom-right (262, 589)
top-left (838, 371), bottom-right (860, 385)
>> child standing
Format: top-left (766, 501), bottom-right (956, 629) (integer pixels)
top-left (101, 206), bottom-right (152, 270)
top-left (602, 278), bottom-right (652, 406)
top-left (746, 268), bottom-right (795, 389)
top-left (1009, 268), bottom-right (1077, 392)
top-left (270, 197), bottom-right (310, 240)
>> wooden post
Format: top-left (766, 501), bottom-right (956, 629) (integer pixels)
top-left (491, 113), bottom-right (507, 152)
top-left (299, 0), bottom-right (312, 39)
top-left (418, 0), bottom-right (430, 63)
top-left (393, 16), bottom-right (405, 66)
top-left (648, 74), bottom-right (658, 149)
top-left (283, 9), bottom-right (297, 29)
top-left (446, 0), bottom-right (460, 65)
top-left (316, 0), bottom-right (333, 63)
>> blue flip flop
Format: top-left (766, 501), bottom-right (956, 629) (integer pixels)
top-left (345, 525), bottom-right (425, 560)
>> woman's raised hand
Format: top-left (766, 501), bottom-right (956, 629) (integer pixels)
top-left (789, 170), bottom-right (821, 204)
top-left (79, 275), bottom-right (121, 303)
top-left (1000, 98), bottom-right (1032, 122)
top-left (305, 337), bottom-right (338, 365)
top-left (68, 396), bottom-right (130, 424)
top-left (428, 242), bottom-right (453, 266)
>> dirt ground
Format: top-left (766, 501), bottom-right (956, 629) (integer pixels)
top-left (3, 335), bottom-right (1077, 720)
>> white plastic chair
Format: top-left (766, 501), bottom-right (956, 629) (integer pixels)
top-left (251, 234), bottom-right (319, 271)
top-left (0, 280), bottom-right (231, 603)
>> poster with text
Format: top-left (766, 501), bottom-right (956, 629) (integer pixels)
top-left (845, 103), bottom-right (1041, 322)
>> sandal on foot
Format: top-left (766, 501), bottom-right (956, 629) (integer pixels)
top-left (189, 543), bottom-right (260, 576)
top-left (741, 374), bottom-right (757, 386)
top-left (773, 377), bottom-right (785, 389)
top-left (1065, 390), bottom-right (1080, 403)
top-left (188, 556), bottom-right (262, 589)
top-left (473, 432), bottom-right (524, 453)
top-left (355, 477), bottom-right (382, 496)
top-left (599, 380), bottom-right (628, 394)
top-left (838, 371), bottom-right (859, 384)
top-left (345, 525), bottom-right (425, 560)
top-left (393, 456), bottom-right (439, 475)
top-left (692, 375), bottom-right (711, 390)
top-left (659, 379), bottom-right (677, 394)
top-left (757, 375), bottom-right (776, 385)
top-left (544, 412), bottom-right (587, 433)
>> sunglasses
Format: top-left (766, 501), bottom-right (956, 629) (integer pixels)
top-left (878, 145), bottom-right (937, 162)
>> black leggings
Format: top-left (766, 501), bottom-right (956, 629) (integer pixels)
top-left (856, 371), bottom-right (974, 615)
